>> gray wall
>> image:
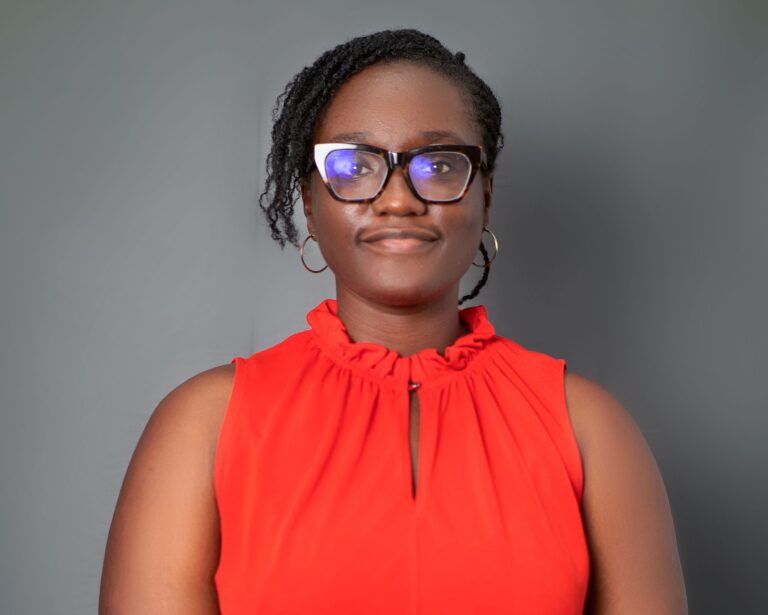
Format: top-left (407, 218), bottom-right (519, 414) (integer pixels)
top-left (1, 1), bottom-right (765, 613)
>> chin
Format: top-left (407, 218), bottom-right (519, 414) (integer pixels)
top-left (351, 279), bottom-right (448, 307)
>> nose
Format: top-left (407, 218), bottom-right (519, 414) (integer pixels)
top-left (370, 166), bottom-right (427, 216)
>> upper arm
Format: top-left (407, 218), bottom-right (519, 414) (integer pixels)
top-left (99, 363), bottom-right (235, 615)
top-left (564, 371), bottom-right (688, 615)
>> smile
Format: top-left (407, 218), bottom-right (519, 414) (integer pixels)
top-left (361, 236), bottom-right (439, 254)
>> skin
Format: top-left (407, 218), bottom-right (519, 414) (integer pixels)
top-left (302, 62), bottom-right (492, 356)
top-left (100, 60), bottom-right (688, 614)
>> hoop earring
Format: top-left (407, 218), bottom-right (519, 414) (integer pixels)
top-left (300, 234), bottom-right (328, 273)
top-left (471, 226), bottom-right (499, 268)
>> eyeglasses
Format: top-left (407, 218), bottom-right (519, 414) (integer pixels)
top-left (311, 142), bottom-right (487, 204)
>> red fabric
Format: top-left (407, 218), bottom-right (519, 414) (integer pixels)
top-left (214, 299), bottom-right (589, 614)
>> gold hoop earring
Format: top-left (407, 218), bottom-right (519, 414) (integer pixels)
top-left (300, 234), bottom-right (328, 273)
top-left (471, 226), bottom-right (499, 268)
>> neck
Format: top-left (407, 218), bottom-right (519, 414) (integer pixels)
top-left (335, 285), bottom-right (470, 358)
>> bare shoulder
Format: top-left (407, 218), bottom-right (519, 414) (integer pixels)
top-left (128, 362), bottom-right (236, 486)
top-left (147, 362), bottom-right (236, 468)
top-left (563, 371), bottom-right (688, 615)
top-left (563, 371), bottom-right (640, 457)
top-left (159, 361), bottom-right (236, 420)
top-left (99, 362), bottom-right (236, 615)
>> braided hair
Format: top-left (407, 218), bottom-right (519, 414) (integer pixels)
top-left (259, 28), bottom-right (504, 305)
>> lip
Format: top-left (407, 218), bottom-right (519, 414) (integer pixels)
top-left (362, 237), bottom-right (439, 254)
top-left (359, 227), bottom-right (440, 243)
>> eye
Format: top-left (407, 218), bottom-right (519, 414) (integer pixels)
top-left (326, 150), bottom-right (374, 180)
top-left (411, 154), bottom-right (457, 180)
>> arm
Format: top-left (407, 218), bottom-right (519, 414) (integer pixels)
top-left (564, 372), bottom-right (688, 615)
top-left (99, 364), bottom-right (235, 615)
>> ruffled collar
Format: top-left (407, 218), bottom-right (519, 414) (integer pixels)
top-left (306, 298), bottom-right (496, 387)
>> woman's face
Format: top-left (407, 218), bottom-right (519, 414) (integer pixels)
top-left (302, 60), bottom-right (493, 307)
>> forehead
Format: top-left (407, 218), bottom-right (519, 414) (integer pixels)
top-left (313, 61), bottom-right (479, 148)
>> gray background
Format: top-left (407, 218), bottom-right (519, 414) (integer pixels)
top-left (1, 1), bottom-right (766, 613)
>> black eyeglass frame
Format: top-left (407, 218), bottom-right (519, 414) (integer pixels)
top-left (310, 142), bottom-right (488, 204)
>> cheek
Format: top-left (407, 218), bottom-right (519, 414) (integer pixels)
top-left (309, 193), bottom-right (363, 268)
top-left (309, 179), bottom-right (343, 237)
top-left (442, 195), bottom-right (486, 265)
top-left (455, 220), bottom-right (485, 272)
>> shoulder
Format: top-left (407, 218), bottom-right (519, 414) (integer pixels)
top-left (155, 362), bottom-right (235, 427)
top-left (120, 360), bottom-right (238, 510)
top-left (562, 369), bottom-right (663, 521)
top-left (562, 371), bottom-right (688, 613)
top-left (562, 370), bottom-right (671, 492)
top-left (562, 371), bottom-right (638, 458)
top-left (146, 362), bottom-right (236, 470)
top-left (100, 362), bottom-right (236, 612)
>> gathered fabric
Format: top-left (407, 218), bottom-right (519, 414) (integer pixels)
top-left (307, 298), bottom-right (496, 384)
top-left (214, 298), bottom-right (589, 614)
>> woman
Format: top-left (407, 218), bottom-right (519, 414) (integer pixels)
top-left (100, 29), bottom-right (687, 614)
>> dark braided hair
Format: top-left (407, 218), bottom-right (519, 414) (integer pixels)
top-left (259, 28), bottom-right (504, 304)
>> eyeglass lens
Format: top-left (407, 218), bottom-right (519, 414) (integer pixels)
top-left (324, 148), bottom-right (473, 202)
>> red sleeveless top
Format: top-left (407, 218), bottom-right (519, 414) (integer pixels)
top-left (214, 299), bottom-right (589, 614)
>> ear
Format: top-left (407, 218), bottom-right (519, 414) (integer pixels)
top-left (301, 179), bottom-right (316, 236)
top-left (482, 174), bottom-right (494, 228)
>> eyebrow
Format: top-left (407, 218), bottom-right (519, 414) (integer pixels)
top-left (327, 130), bottom-right (467, 144)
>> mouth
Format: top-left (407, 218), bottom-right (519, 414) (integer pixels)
top-left (362, 236), bottom-right (439, 254)
top-left (359, 228), bottom-right (440, 255)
